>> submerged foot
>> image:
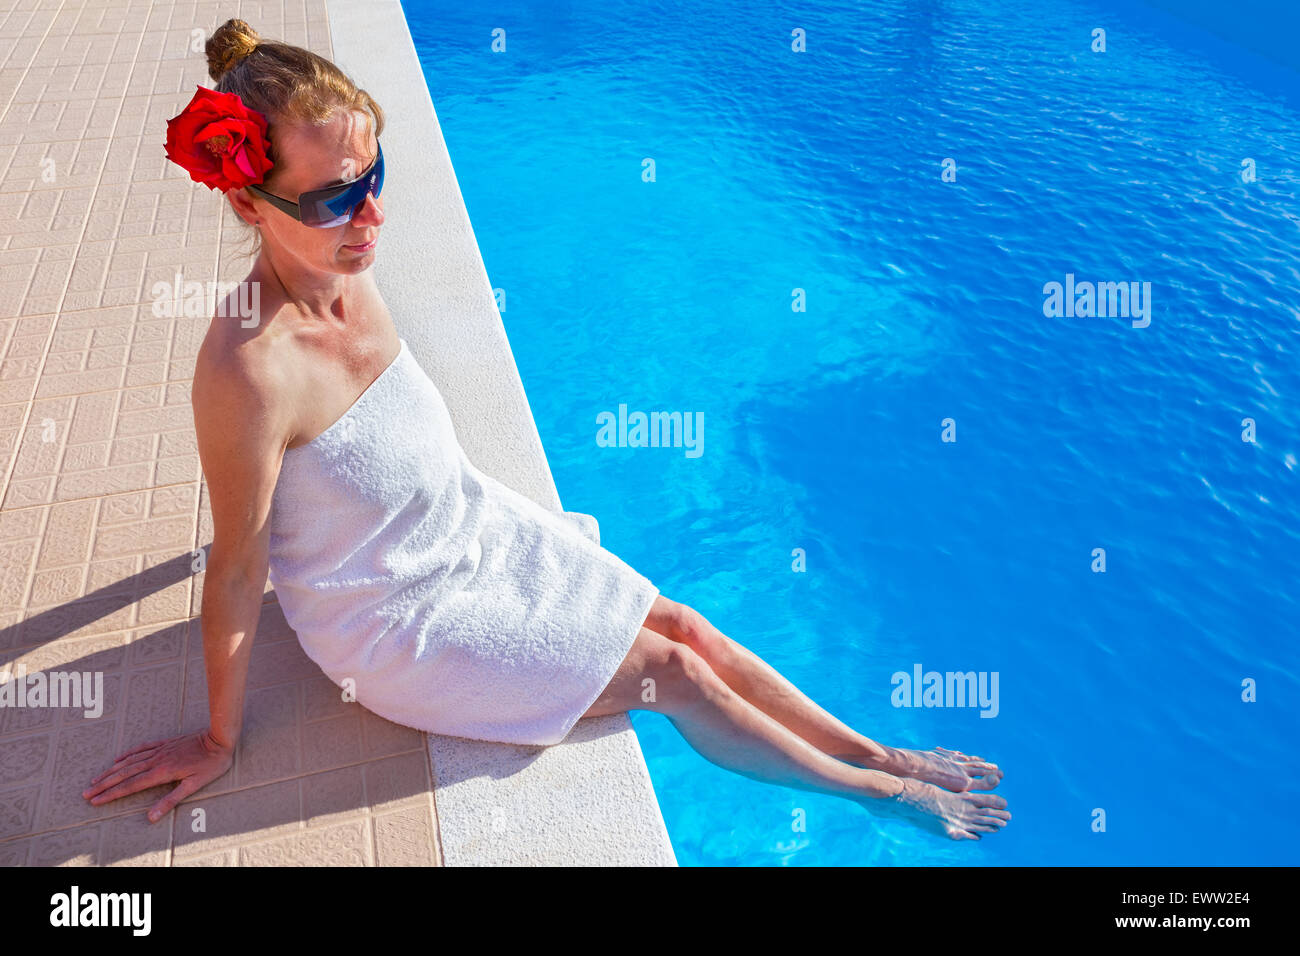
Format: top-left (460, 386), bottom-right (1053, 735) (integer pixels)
top-left (866, 776), bottom-right (1011, 841)
top-left (898, 746), bottom-right (1004, 792)
top-left (844, 745), bottom-right (1003, 792)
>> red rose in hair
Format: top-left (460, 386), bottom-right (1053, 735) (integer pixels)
top-left (164, 86), bottom-right (274, 192)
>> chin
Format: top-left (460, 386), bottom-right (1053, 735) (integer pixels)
top-left (338, 246), bottom-right (377, 266)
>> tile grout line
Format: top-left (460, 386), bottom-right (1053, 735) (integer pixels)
top-left (0, 10), bottom-right (147, 592)
top-left (175, 1), bottom-right (234, 794)
top-left (5, 4), bottom-right (119, 862)
top-left (22, 372), bottom-right (200, 403)
top-left (0, 0), bottom-right (68, 129)
top-left (2, 747), bottom-right (431, 848)
top-left (3, 474), bottom-right (202, 516)
top-left (74, 9), bottom-right (171, 680)
top-left (2, 601), bottom-right (279, 672)
top-left (160, 2), bottom-right (259, 863)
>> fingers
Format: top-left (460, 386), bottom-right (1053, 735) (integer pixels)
top-left (112, 739), bottom-right (169, 763)
top-left (147, 779), bottom-right (198, 824)
top-left (88, 747), bottom-right (159, 787)
top-left (86, 753), bottom-right (160, 799)
top-left (84, 762), bottom-right (175, 807)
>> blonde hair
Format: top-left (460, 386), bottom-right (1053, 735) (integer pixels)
top-left (204, 18), bottom-right (386, 257)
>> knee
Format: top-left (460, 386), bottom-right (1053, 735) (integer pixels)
top-left (665, 600), bottom-right (722, 657)
top-left (654, 642), bottom-right (725, 714)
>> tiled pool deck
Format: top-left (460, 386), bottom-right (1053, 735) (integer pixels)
top-left (0, 0), bottom-right (675, 865)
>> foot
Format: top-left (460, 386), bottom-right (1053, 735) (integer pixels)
top-left (865, 776), bottom-right (1011, 841)
top-left (845, 745), bottom-right (1003, 792)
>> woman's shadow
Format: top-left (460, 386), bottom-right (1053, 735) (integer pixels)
top-left (0, 544), bottom-right (441, 866)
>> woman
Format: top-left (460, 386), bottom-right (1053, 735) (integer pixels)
top-left (83, 19), bottom-right (1009, 844)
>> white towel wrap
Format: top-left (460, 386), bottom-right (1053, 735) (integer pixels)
top-left (266, 338), bottom-right (660, 745)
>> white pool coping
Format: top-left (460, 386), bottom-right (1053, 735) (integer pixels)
top-left (325, 0), bottom-right (677, 866)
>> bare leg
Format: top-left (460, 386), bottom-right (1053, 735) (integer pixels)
top-left (583, 626), bottom-right (1010, 841)
top-left (643, 596), bottom-right (1003, 792)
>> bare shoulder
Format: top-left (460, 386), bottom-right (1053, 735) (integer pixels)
top-left (191, 319), bottom-right (300, 575)
top-left (190, 278), bottom-right (307, 507)
top-left (193, 329), bottom-right (289, 440)
top-left (193, 270), bottom-right (294, 434)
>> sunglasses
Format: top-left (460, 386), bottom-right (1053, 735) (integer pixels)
top-left (245, 142), bottom-right (384, 228)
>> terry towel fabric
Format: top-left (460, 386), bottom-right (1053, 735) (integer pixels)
top-left (266, 337), bottom-right (661, 746)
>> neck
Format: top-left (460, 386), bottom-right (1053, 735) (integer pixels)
top-left (256, 243), bottom-right (358, 322)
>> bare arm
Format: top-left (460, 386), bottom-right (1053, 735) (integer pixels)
top-left (83, 334), bottom-right (294, 821)
top-left (192, 344), bottom-right (292, 749)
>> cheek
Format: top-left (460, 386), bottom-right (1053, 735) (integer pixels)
top-left (265, 216), bottom-right (316, 249)
top-left (283, 227), bottom-right (345, 266)
top-left (296, 226), bottom-right (342, 258)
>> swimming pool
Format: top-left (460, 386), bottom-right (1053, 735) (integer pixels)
top-left (405, 0), bottom-right (1300, 865)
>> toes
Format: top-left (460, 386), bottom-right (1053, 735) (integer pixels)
top-left (982, 809), bottom-right (1012, 821)
top-left (969, 824), bottom-right (1000, 833)
top-left (971, 792), bottom-right (1008, 810)
top-left (965, 766), bottom-right (1003, 791)
top-left (974, 815), bottom-right (1008, 828)
top-left (941, 748), bottom-right (990, 765)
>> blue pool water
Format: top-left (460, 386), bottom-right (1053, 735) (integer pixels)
top-left (405, 0), bottom-right (1300, 865)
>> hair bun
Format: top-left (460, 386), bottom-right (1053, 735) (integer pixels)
top-left (206, 18), bottom-right (261, 82)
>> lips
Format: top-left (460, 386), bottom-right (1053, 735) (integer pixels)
top-left (344, 237), bottom-right (376, 251)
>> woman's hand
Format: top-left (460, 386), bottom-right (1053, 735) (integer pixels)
top-left (82, 729), bottom-right (235, 824)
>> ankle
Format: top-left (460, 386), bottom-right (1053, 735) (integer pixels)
top-left (858, 770), bottom-right (908, 808)
top-left (858, 743), bottom-right (903, 773)
top-left (836, 742), bottom-right (903, 774)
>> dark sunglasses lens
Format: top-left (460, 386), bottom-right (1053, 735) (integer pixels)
top-left (301, 151), bottom-right (384, 228)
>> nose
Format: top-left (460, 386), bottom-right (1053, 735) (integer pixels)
top-left (351, 190), bottom-right (384, 228)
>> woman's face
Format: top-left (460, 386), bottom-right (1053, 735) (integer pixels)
top-left (233, 109), bottom-right (384, 275)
